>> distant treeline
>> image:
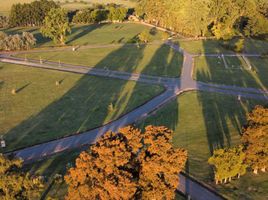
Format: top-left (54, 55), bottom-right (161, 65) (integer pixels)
top-left (72, 4), bottom-right (128, 24)
top-left (6, 1), bottom-right (130, 27)
top-left (9, 0), bottom-right (59, 27)
top-left (4, 0), bottom-right (268, 40)
top-left (137, 0), bottom-right (268, 38)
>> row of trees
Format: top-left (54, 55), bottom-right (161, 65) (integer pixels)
top-left (9, 0), bottom-right (59, 27)
top-left (72, 4), bottom-right (128, 24)
top-left (8, 1), bottom-right (129, 27)
top-left (209, 106), bottom-right (268, 184)
top-left (137, 0), bottom-right (268, 38)
top-left (0, 32), bottom-right (36, 51)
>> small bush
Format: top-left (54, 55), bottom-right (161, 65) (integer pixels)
top-left (220, 38), bottom-right (245, 53)
top-left (138, 30), bottom-right (152, 43)
top-left (0, 32), bottom-right (36, 51)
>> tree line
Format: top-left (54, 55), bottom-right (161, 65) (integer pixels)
top-left (72, 3), bottom-right (128, 24)
top-left (6, 1), bottom-right (129, 28)
top-left (8, 0), bottom-right (59, 27)
top-left (209, 106), bottom-right (268, 184)
top-left (137, 0), bottom-right (268, 39)
top-left (0, 31), bottom-right (36, 51)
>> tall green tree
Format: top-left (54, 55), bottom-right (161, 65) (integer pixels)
top-left (65, 126), bottom-right (187, 200)
top-left (108, 7), bottom-right (128, 22)
top-left (41, 8), bottom-right (71, 45)
top-left (208, 146), bottom-right (247, 184)
top-left (0, 154), bottom-right (43, 199)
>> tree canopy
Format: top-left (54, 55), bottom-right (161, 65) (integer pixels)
top-left (40, 8), bottom-right (71, 45)
top-left (0, 154), bottom-right (43, 199)
top-left (65, 126), bottom-right (187, 200)
top-left (137, 0), bottom-right (268, 38)
top-left (241, 105), bottom-right (268, 174)
top-left (208, 146), bottom-right (247, 184)
top-left (209, 105), bottom-right (268, 184)
top-left (0, 31), bottom-right (36, 51)
top-left (9, 0), bottom-right (59, 27)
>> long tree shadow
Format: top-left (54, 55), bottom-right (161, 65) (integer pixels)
top-left (135, 42), bottom-right (181, 130)
top-left (1, 42), bottom-right (150, 153)
top-left (195, 40), bottom-right (267, 90)
top-left (141, 43), bottom-right (183, 77)
top-left (94, 42), bottom-right (146, 73)
top-left (195, 39), bottom-right (267, 180)
top-left (66, 24), bottom-right (104, 45)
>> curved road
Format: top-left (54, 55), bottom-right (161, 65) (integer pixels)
top-left (1, 41), bottom-right (267, 200)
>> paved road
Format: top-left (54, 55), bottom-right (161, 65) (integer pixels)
top-left (1, 41), bottom-right (267, 200)
top-left (178, 174), bottom-right (225, 200)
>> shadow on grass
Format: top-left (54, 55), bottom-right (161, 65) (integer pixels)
top-left (196, 40), bottom-right (268, 180)
top-left (66, 24), bottom-right (104, 45)
top-left (94, 43), bottom-right (146, 73)
top-left (16, 83), bottom-right (31, 93)
top-left (141, 43), bottom-right (183, 77)
top-left (2, 42), bottom-right (153, 152)
top-left (195, 40), bottom-right (268, 90)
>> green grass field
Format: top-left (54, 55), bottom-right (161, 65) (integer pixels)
top-left (0, 63), bottom-right (163, 152)
top-left (175, 38), bottom-right (268, 54)
top-left (2, 23), bottom-right (163, 47)
top-left (138, 91), bottom-right (268, 199)
top-left (17, 43), bottom-right (183, 77)
top-left (194, 56), bottom-right (268, 89)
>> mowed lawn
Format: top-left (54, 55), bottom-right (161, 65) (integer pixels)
top-left (16, 44), bottom-right (183, 77)
top-left (139, 91), bottom-right (268, 200)
top-left (175, 38), bottom-right (268, 54)
top-left (2, 23), bottom-right (163, 47)
top-left (194, 56), bottom-right (268, 90)
top-left (0, 63), bottom-right (164, 152)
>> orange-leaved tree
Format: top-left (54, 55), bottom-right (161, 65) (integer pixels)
top-left (64, 125), bottom-right (187, 200)
top-left (241, 105), bottom-right (268, 174)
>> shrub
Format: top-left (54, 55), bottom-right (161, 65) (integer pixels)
top-left (0, 32), bottom-right (36, 51)
top-left (138, 30), bottom-right (152, 43)
top-left (0, 16), bottom-right (8, 28)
